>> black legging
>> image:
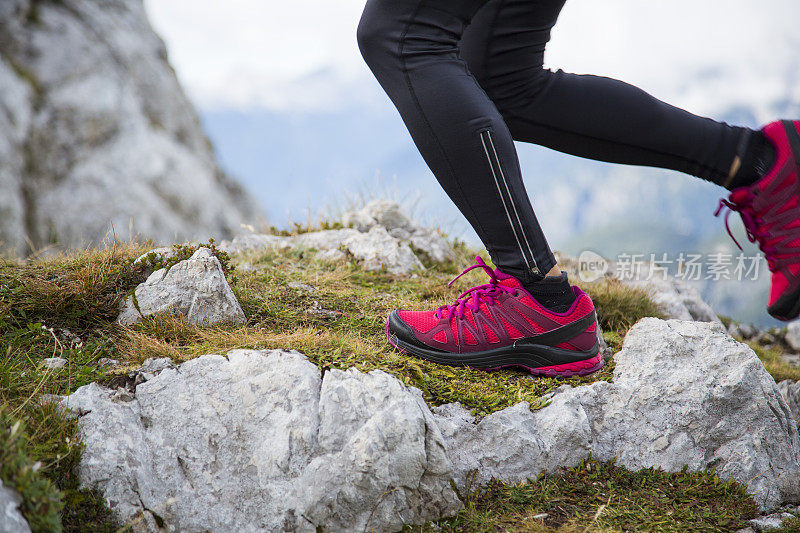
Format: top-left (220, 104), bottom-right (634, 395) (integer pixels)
top-left (357, 0), bottom-right (752, 283)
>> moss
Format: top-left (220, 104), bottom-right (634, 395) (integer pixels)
top-left (133, 238), bottom-right (234, 277)
top-left (418, 458), bottom-right (757, 532)
top-left (0, 407), bottom-right (64, 533)
top-left (775, 516), bottom-right (800, 532)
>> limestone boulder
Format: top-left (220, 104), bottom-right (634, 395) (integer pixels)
top-left (118, 247), bottom-right (245, 326)
top-left (63, 350), bottom-right (461, 532)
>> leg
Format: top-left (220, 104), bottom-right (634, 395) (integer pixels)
top-left (357, 0), bottom-right (555, 283)
top-left (460, 0), bottom-right (753, 185)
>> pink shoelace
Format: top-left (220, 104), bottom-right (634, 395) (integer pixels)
top-left (435, 256), bottom-right (518, 320)
top-left (715, 195), bottom-right (779, 271)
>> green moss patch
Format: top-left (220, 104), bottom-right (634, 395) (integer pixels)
top-left (423, 458), bottom-right (757, 532)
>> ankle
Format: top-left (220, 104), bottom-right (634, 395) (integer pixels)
top-left (725, 131), bottom-right (776, 190)
top-left (522, 271), bottom-right (576, 313)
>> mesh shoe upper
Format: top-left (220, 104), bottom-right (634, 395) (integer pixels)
top-left (393, 257), bottom-right (597, 354)
top-left (716, 120), bottom-right (800, 316)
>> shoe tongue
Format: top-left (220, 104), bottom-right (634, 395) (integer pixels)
top-left (494, 269), bottom-right (524, 290)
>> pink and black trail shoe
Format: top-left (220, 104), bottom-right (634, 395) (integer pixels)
top-left (716, 120), bottom-right (800, 320)
top-left (386, 257), bottom-right (602, 377)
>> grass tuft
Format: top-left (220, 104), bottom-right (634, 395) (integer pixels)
top-left (748, 341), bottom-right (800, 382)
top-left (0, 406), bottom-right (64, 533)
top-left (580, 279), bottom-right (665, 335)
top-left (416, 458), bottom-right (757, 532)
top-left (0, 242), bottom-right (147, 334)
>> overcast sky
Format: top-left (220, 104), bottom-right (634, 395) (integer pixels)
top-left (144, 0), bottom-right (800, 115)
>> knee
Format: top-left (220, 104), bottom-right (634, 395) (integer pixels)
top-left (356, 4), bottom-right (395, 72)
top-left (486, 67), bottom-right (555, 117)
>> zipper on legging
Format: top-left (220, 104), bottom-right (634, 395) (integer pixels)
top-left (478, 129), bottom-right (538, 271)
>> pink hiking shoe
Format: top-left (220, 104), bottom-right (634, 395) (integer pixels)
top-left (386, 256), bottom-right (602, 377)
top-left (716, 120), bottom-right (800, 320)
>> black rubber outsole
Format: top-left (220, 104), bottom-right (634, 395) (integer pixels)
top-left (766, 121), bottom-right (800, 321)
top-left (385, 312), bottom-right (600, 373)
top-left (389, 330), bottom-right (598, 367)
top-left (768, 284), bottom-right (800, 321)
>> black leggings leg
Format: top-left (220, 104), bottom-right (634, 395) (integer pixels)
top-left (461, 0), bottom-right (750, 182)
top-left (357, 0), bottom-right (752, 283)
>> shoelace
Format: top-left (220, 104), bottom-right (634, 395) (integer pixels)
top-left (715, 195), bottom-right (779, 271)
top-left (435, 256), bottom-right (518, 320)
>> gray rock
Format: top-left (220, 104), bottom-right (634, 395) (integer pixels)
top-left (782, 354), bottom-right (800, 368)
top-left (433, 319), bottom-right (800, 511)
top-left (132, 246), bottom-right (190, 277)
top-left (628, 275), bottom-right (720, 323)
top-left (730, 323), bottom-right (759, 340)
top-left (219, 230), bottom-right (356, 259)
top-left (0, 0), bottom-right (260, 256)
top-left (778, 380), bottom-right (800, 423)
top-left (220, 200), bottom-right (454, 272)
top-left (42, 357), bottom-right (67, 369)
top-left (223, 227), bottom-right (426, 274)
top-left (343, 226), bottom-right (424, 274)
top-left (342, 199), bottom-right (415, 233)
top-left (787, 322), bottom-right (800, 352)
top-left (757, 332), bottom-right (777, 346)
top-left (63, 350), bottom-right (461, 532)
top-left (0, 49), bottom-right (33, 257)
top-left (342, 200), bottom-right (455, 264)
top-left (408, 227), bottom-right (456, 264)
top-left (739, 323), bottom-right (758, 339)
top-left (0, 479), bottom-right (31, 533)
top-left (291, 229), bottom-right (361, 252)
top-left (117, 248), bottom-right (245, 326)
top-left (218, 234), bottom-right (290, 255)
top-left (137, 357), bottom-right (176, 380)
top-left (596, 324), bottom-right (613, 361)
top-left (749, 512), bottom-right (794, 532)
top-left (97, 357), bottom-right (120, 368)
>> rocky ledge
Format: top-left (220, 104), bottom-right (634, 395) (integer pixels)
top-left (63, 318), bottom-right (800, 531)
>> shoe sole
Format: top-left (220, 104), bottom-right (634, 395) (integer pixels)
top-left (768, 283), bottom-right (800, 321)
top-left (386, 320), bottom-right (603, 378)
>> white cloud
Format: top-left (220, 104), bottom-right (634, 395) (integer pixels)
top-left (145, 0), bottom-right (800, 113)
top-left (144, 0), bottom-right (368, 109)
